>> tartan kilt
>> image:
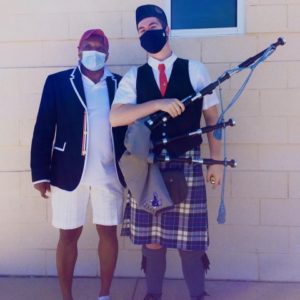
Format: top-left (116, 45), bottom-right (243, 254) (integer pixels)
top-left (121, 147), bottom-right (209, 251)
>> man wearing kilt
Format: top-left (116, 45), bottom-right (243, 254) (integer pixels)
top-left (110, 4), bottom-right (222, 300)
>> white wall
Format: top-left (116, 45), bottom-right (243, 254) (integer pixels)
top-left (0, 0), bottom-right (300, 281)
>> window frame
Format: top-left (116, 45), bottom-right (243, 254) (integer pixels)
top-left (164, 0), bottom-right (245, 37)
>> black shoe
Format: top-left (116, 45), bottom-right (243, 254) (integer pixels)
top-left (144, 293), bottom-right (162, 300)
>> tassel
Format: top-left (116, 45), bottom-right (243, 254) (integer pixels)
top-left (217, 198), bottom-right (226, 224)
top-left (202, 253), bottom-right (210, 274)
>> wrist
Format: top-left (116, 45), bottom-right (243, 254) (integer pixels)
top-left (152, 99), bottom-right (161, 112)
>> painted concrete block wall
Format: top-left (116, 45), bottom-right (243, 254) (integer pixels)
top-left (0, 0), bottom-right (300, 282)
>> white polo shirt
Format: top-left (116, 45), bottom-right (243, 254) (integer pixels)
top-left (113, 53), bottom-right (219, 109)
top-left (80, 66), bottom-right (122, 195)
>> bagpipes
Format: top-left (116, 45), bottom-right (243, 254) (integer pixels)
top-left (144, 37), bottom-right (286, 130)
top-left (120, 37), bottom-right (285, 218)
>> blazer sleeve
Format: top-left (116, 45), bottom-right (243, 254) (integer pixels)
top-left (30, 75), bottom-right (57, 182)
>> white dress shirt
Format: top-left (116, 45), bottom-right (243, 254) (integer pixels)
top-left (113, 53), bottom-right (219, 109)
top-left (80, 67), bottom-right (123, 195)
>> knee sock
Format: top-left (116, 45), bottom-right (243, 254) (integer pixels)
top-left (179, 250), bottom-right (208, 299)
top-left (142, 245), bottom-right (167, 296)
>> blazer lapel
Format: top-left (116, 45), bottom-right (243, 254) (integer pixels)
top-left (106, 75), bottom-right (118, 107)
top-left (69, 67), bottom-right (87, 109)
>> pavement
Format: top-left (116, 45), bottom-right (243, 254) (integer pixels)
top-left (1, 277), bottom-right (300, 300)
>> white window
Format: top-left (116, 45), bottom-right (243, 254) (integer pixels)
top-left (165, 0), bottom-right (244, 36)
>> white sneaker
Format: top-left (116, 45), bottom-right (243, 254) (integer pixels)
top-left (98, 296), bottom-right (110, 300)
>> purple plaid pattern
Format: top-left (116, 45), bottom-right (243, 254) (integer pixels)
top-left (121, 148), bottom-right (209, 251)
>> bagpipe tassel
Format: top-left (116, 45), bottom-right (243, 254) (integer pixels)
top-left (217, 160), bottom-right (227, 224)
top-left (217, 197), bottom-right (226, 224)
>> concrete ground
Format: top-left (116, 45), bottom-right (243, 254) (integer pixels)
top-left (1, 277), bottom-right (300, 300)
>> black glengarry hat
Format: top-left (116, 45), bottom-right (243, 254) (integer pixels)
top-left (136, 4), bottom-right (168, 28)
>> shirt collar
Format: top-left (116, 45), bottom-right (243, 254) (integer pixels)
top-left (148, 53), bottom-right (178, 70)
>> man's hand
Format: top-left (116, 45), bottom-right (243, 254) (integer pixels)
top-left (206, 164), bottom-right (223, 189)
top-left (157, 98), bottom-right (185, 118)
top-left (34, 182), bottom-right (51, 199)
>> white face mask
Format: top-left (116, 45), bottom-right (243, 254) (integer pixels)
top-left (81, 50), bottom-right (106, 71)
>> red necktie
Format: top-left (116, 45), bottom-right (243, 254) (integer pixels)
top-left (158, 63), bottom-right (168, 97)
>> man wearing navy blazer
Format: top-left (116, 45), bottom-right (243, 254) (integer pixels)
top-left (31, 29), bottom-right (126, 300)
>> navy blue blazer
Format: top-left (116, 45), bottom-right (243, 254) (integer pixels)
top-left (31, 67), bottom-right (127, 191)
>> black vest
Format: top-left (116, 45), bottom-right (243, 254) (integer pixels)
top-left (137, 58), bottom-right (203, 156)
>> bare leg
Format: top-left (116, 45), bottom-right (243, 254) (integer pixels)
top-left (96, 225), bottom-right (118, 297)
top-left (56, 227), bottom-right (83, 300)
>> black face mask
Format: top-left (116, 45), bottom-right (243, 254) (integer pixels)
top-left (139, 29), bottom-right (168, 54)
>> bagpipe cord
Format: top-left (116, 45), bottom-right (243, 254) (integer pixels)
top-left (213, 45), bottom-right (277, 224)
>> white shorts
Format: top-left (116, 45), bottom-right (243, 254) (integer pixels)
top-left (51, 184), bottom-right (123, 229)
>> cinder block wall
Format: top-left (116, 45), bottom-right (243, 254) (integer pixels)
top-left (0, 0), bottom-right (299, 281)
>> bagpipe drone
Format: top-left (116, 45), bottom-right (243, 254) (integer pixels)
top-left (120, 37), bottom-right (286, 220)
